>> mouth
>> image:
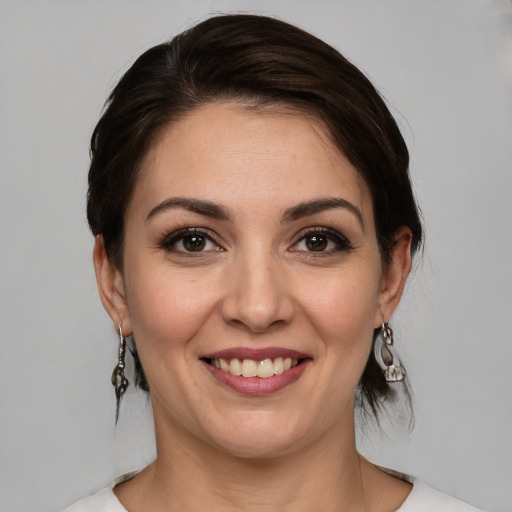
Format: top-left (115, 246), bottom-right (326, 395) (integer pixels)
top-left (202, 356), bottom-right (302, 378)
top-left (200, 348), bottom-right (312, 395)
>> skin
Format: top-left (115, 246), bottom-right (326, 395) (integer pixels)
top-left (94, 102), bottom-right (413, 511)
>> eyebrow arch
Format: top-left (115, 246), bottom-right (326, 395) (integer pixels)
top-left (281, 197), bottom-right (364, 228)
top-left (145, 197), bottom-right (231, 222)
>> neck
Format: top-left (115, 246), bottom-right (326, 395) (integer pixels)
top-left (120, 402), bottom-right (371, 512)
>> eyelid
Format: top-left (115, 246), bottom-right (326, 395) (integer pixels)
top-left (159, 227), bottom-right (225, 252)
top-left (289, 226), bottom-right (354, 252)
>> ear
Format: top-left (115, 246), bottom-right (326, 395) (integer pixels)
top-left (375, 226), bottom-right (413, 326)
top-left (93, 235), bottom-right (132, 335)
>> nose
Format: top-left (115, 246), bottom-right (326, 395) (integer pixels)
top-left (220, 250), bottom-right (294, 333)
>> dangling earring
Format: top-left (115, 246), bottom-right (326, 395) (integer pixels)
top-left (111, 323), bottom-right (129, 422)
top-left (375, 315), bottom-right (406, 382)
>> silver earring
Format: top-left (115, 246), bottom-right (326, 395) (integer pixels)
top-left (111, 323), bottom-right (129, 421)
top-left (375, 315), bottom-right (406, 382)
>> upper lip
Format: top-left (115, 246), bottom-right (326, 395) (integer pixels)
top-left (201, 347), bottom-right (311, 361)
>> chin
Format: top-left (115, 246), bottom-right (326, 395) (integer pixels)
top-left (200, 411), bottom-right (315, 460)
top-left (213, 431), bottom-right (305, 460)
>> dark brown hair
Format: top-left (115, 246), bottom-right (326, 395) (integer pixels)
top-left (87, 14), bottom-right (423, 418)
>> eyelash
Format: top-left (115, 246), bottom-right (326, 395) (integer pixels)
top-left (290, 227), bottom-right (354, 255)
top-left (158, 226), bottom-right (354, 255)
top-left (159, 228), bottom-right (224, 256)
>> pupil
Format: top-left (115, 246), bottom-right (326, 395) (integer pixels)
top-left (184, 235), bottom-right (205, 251)
top-left (306, 234), bottom-right (327, 251)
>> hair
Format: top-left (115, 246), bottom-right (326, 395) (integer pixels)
top-left (87, 14), bottom-right (423, 419)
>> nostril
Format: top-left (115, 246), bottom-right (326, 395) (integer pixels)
top-left (224, 317), bottom-right (292, 335)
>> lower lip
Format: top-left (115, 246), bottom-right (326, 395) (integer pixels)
top-left (203, 360), bottom-right (311, 395)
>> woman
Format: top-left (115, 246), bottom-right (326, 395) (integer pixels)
top-left (66, 14), bottom-right (482, 511)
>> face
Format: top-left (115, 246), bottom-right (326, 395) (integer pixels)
top-left (97, 102), bottom-right (409, 458)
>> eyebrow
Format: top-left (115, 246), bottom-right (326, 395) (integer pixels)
top-left (281, 197), bottom-right (364, 228)
top-left (145, 196), bottom-right (364, 228)
top-left (145, 197), bottom-right (231, 222)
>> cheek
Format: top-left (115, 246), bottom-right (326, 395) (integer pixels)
top-left (123, 262), bottom-right (220, 358)
top-left (299, 264), bottom-right (381, 357)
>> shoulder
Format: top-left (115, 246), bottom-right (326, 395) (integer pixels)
top-left (62, 471), bottom-right (140, 512)
top-left (62, 487), bottom-right (125, 512)
top-left (399, 480), bottom-right (483, 512)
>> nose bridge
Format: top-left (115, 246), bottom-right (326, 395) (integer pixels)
top-left (221, 243), bottom-right (293, 332)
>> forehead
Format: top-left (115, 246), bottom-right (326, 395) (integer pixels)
top-left (134, 102), bottom-right (372, 220)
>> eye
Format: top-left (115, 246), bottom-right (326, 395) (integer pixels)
top-left (177, 234), bottom-right (211, 252)
top-left (302, 233), bottom-right (331, 252)
top-left (160, 228), bottom-right (223, 253)
top-left (291, 228), bottom-right (353, 254)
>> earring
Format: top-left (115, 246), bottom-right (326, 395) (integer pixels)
top-left (375, 315), bottom-right (406, 382)
top-left (111, 323), bottom-right (129, 421)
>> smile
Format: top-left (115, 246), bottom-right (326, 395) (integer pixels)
top-left (201, 348), bottom-right (311, 395)
top-left (207, 357), bottom-right (299, 378)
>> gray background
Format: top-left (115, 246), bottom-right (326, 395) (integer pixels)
top-left (1, 1), bottom-right (511, 511)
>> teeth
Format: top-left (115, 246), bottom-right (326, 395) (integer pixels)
top-left (274, 357), bottom-right (284, 375)
top-left (212, 357), bottom-right (300, 378)
top-left (229, 358), bottom-right (242, 376)
top-left (241, 359), bottom-right (258, 377)
top-left (257, 359), bottom-right (274, 378)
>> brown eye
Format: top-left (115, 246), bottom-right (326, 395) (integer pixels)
top-left (290, 228), bottom-right (354, 255)
top-left (305, 234), bottom-right (328, 251)
top-left (182, 235), bottom-right (206, 251)
top-left (160, 228), bottom-right (223, 254)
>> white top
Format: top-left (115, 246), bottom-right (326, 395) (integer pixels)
top-left (63, 470), bottom-right (483, 512)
